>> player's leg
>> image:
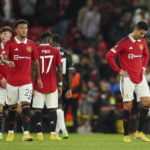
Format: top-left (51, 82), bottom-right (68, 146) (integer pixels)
top-left (0, 87), bottom-right (8, 139)
top-left (0, 88), bottom-right (6, 139)
top-left (32, 90), bottom-right (45, 140)
top-left (46, 89), bottom-right (61, 141)
top-left (134, 76), bottom-right (150, 142)
top-left (56, 95), bottom-right (68, 139)
top-left (0, 104), bottom-right (3, 139)
top-left (19, 83), bottom-right (33, 141)
top-left (6, 83), bottom-right (19, 142)
top-left (120, 76), bottom-right (135, 142)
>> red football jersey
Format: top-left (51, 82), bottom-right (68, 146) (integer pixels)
top-left (106, 34), bottom-right (149, 84)
top-left (0, 43), bottom-right (8, 88)
top-left (34, 44), bottom-right (62, 93)
top-left (2, 37), bottom-right (38, 86)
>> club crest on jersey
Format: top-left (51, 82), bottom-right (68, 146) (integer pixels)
top-left (139, 44), bottom-right (143, 50)
top-left (26, 46), bottom-right (32, 52)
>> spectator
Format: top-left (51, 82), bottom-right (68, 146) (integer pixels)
top-left (81, 4), bottom-right (101, 42)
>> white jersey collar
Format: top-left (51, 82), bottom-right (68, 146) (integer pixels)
top-left (15, 36), bottom-right (27, 44)
top-left (128, 34), bottom-right (141, 43)
top-left (39, 43), bottom-right (50, 46)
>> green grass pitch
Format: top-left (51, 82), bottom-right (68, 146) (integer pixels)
top-left (0, 133), bottom-right (150, 150)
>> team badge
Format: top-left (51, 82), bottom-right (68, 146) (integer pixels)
top-left (125, 94), bottom-right (129, 99)
top-left (26, 46), bottom-right (32, 52)
top-left (139, 44), bottom-right (143, 50)
top-left (8, 98), bottom-right (11, 102)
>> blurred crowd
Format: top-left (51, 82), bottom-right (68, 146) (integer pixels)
top-left (1, 0), bottom-right (150, 134)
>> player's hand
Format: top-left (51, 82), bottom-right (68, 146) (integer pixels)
top-left (37, 79), bottom-right (43, 88)
top-left (119, 69), bottom-right (129, 77)
top-left (7, 61), bottom-right (15, 68)
top-left (58, 86), bottom-right (62, 97)
top-left (0, 77), bottom-right (7, 88)
top-left (16, 104), bottom-right (22, 115)
top-left (65, 89), bottom-right (72, 99)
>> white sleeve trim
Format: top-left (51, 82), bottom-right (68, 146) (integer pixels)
top-left (68, 67), bottom-right (74, 70)
top-left (111, 48), bottom-right (116, 53)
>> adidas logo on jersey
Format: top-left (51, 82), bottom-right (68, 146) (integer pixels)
top-left (129, 46), bottom-right (133, 50)
top-left (15, 48), bottom-right (19, 51)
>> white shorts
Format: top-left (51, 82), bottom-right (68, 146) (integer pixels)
top-left (0, 87), bottom-right (7, 105)
top-left (6, 83), bottom-right (32, 105)
top-left (32, 90), bottom-right (58, 109)
top-left (120, 76), bottom-right (150, 102)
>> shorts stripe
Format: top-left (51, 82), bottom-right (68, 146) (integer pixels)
top-left (121, 76), bottom-right (124, 98)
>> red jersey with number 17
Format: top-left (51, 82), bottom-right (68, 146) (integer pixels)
top-left (34, 44), bottom-right (62, 93)
top-left (2, 37), bottom-right (38, 86)
top-left (105, 34), bottom-right (149, 84)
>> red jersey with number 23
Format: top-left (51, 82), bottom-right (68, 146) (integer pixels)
top-left (2, 37), bottom-right (38, 86)
top-left (106, 34), bottom-right (149, 84)
top-left (34, 44), bottom-right (62, 93)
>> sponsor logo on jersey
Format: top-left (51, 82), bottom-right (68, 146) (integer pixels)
top-left (13, 55), bottom-right (30, 60)
top-left (128, 53), bottom-right (142, 59)
top-left (15, 48), bottom-right (19, 51)
top-left (139, 44), bottom-right (143, 50)
top-left (26, 46), bottom-right (32, 52)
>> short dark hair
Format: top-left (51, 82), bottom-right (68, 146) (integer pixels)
top-left (14, 19), bottom-right (29, 28)
top-left (0, 26), bottom-right (12, 33)
top-left (136, 21), bottom-right (148, 30)
top-left (40, 31), bottom-right (53, 41)
top-left (53, 34), bottom-right (62, 44)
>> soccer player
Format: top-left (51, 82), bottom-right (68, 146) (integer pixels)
top-left (32, 32), bottom-right (62, 141)
top-left (2, 19), bottom-right (43, 141)
top-left (52, 34), bottom-right (74, 139)
top-left (106, 21), bottom-right (150, 142)
top-left (0, 26), bottom-right (12, 139)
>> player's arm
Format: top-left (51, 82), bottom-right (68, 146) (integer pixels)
top-left (57, 64), bottom-right (63, 97)
top-left (65, 69), bottom-right (74, 99)
top-left (65, 54), bottom-right (74, 98)
top-left (0, 70), bottom-right (7, 88)
top-left (105, 43), bottom-right (128, 77)
top-left (142, 40), bottom-right (149, 72)
top-left (32, 59), bottom-right (43, 88)
top-left (1, 43), bottom-right (15, 68)
top-left (1, 55), bottom-right (15, 68)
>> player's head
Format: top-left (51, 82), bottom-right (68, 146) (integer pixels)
top-left (52, 34), bottom-right (62, 47)
top-left (14, 19), bottom-right (29, 38)
top-left (40, 31), bottom-right (53, 44)
top-left (0, 26), bottom-right (12, 44)
top-left (133, 21), bottom-right (148, 39)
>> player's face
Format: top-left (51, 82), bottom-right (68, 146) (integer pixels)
top-left (0, 31), bottom-right (12, 43)
top-left (16, 24), bottom-right (28, 38)
top-left (136, 29), bottom-right (147, 39)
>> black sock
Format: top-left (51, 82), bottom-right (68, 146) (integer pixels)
top-left (49, 109), bottom-right (57, 133)
top-left (0, 113), bottom-right (3, 132)
top-left (8, 107), bottom-right (16, 131)
top-left (22, 104), bottom-right (30, 132)
top-left (138, 106), bottom-right (149, 132)
top-left (35, 109), bottom-right (42, 133)
top-left (123, 109), bottom-right (130, 136)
